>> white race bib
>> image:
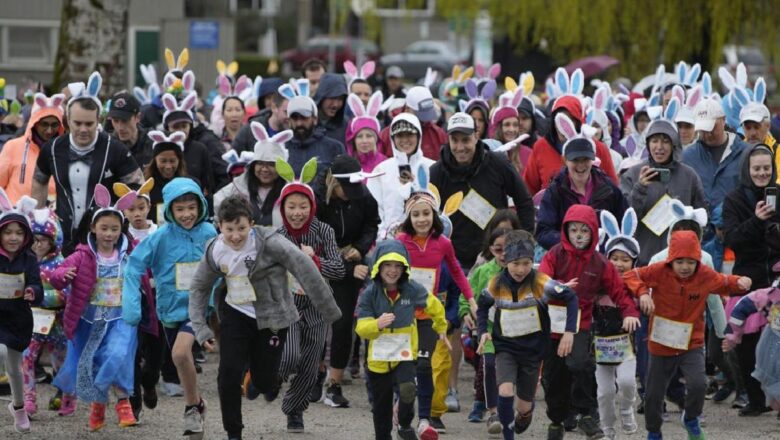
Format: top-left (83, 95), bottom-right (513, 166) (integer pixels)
top-left (641, 194), bottom-right (676, 237)
top-left (549, 304), bottom-right (581, 334)
top-left (0, 273), bottom-right (24, 299)
top-left (371, 333), bottom-right (413, 362)
top-left (459, 189), bottom-right (497, 230)
top-left (500, 306), bottom-right (542, 337)
top-left (175, 262), bottom-right (199, 291)
top-left (90, 277), bottom-right (123, 307)
top-left (650, 315), bottom-right (693, 350)
top-left (594, 333), bottom-right (635, 363)
top-left (32, 308), bottom-right (57, 335)
top-left (156, 203), bottom-right (166, 225)
top-left (410, 267), bottom-right (437, 295)
top-left (226, 276), bottom-right (257, 305)
top-left (769, 304), bottom-right (780, 332)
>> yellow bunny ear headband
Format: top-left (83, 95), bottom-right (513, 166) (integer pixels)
top-left (113, 178), bottom-right (155, 202)
top-left (216, 60), bottom-right (239, 77)
top-left (165, 48), bottom-right (189, 73)
top-left (504, 72), bottom-right (535, 96)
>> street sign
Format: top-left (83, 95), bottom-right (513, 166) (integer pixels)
top-left (190, 21), bottom-right (220, 50)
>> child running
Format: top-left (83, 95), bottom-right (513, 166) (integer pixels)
top-left (50, 185), bottom-right (139, 431)
top-left (0, 191), bottom-right (43, 433)
top-left (624, 230), bottom-right (752, 440)
top-left (189, 194), bottom-right (341, 440)
top-left (23, 208), bottom-right (75, 418)
top-left (123, 176), bottom-right (217, 439)
top-left (356, 239), bottom-right (449, 440)
top-left (477, 230), bottom-right (579, 440)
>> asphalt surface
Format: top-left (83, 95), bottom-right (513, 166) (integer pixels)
top-left (2, 355), bottom-right (779, 439)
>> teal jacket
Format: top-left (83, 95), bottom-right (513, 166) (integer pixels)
top-left (122, 177), bottom-right (217, 326)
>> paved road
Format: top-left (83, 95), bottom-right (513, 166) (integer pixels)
top-left (2, 355), bottom-right (779, 439)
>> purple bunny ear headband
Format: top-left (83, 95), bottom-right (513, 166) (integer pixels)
top-left (91, 183), bottom-right (138, 224)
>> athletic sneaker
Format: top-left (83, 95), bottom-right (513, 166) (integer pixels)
top-left (564, 412), bottom-right (579, 431)
top-left (264, 377), bottom-right (282, 402)
top-left (162, 381), bottom-right (184, 397)
top-left (287, 412), bottom-right (304, 433)
top-left (445, 388), bottom-right (460, 412)
top-left (712, 385), bottom-right (733, 403)
top-left (732, 392), bottom-right (749, 409)
top-left (429, 416), bottom-right (446, 433)
top-left (58, 394), bottom-right (77, 417)
top-left (89, 402), bottom-right (106, 432)
top-left (738, 404), bottom-right (772, 416)
top-left (324, 382), bottom-right (350, 408)
top-left (468, 400), bottom-right (487, 423)
top-left (647, 432), bottom-right (663, 440)
top-left (8, 402), bottom-right (31, 433)
top-left (397, 426), bottom-right (418, 440)
top-left (547, 423), bottom-right (565, 440)
top-left (417, 418), bottom-right (439, 440)
top-left (681, 412), bottom-right (705, 440)
top-left (143, 385), bottom-right (158, 409)
top-left (603, 427), bottom-right (616, 440)
top-left (578, 415), bottom-right (605, 439)
top-left (23, 396), bottom-right (37, 417)
top-left (621, 409), bottom-right (638, 434)
top-left (514, 407), bottom-right (534, 434)
top-left (486, 412), bottom-right (502, 434)
top-left (308, 370), bottom-right (327, 403)
top-left (116, 399), bottom-right (138, 427)
top-left (183, 404), bottom-right (205, 436)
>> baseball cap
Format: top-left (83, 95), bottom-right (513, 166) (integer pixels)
top-left (287, 95), bottom-right (318, 118)
top-left (740, 102), bottom-right (770, 125)
top-left (406, 86), bottom-right (437, 122)
top-left (447, 112), bottom-right (475, 135)
top-left (330, 155), bottom-right (368, 200)
top-left (563, 138), bottom-right (596, 161)
top-left (108, 92), bottom-right (140, 120)
top-left (694, 98), bottom-right (725, 132)
top-left (386, 66), bottom-right (404, 79)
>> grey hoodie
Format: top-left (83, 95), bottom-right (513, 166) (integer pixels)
top-left (188, 226), bottom-right (341, 345)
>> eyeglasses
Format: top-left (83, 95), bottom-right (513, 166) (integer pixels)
top-left (37, 121), bottom-right (61, 131)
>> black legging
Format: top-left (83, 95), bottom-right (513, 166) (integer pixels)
top-left (329, 277), bottom-right (361, 370)
top-left (736, 331), bottom-right (766, 407)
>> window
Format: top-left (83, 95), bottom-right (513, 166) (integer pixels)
top-left (375, 0), bottom-right (435, 18)
top-left (0, 22), bottom-right (59, 68)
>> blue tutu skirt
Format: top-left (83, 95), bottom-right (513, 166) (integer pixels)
top-left (753, 327), bottom-right (780, 407)
top-left (53, 317), bottom-right (137, 403)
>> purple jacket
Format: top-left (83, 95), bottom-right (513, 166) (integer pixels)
top-left (49, 235), bottom-right (133, 339)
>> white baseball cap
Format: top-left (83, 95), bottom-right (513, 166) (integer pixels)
top-left (287, 96), bottom-right (318, 118)
top-left (406, 86), bottom-right (437, 122)
top-left (447, 112), bottom-right (475, 135)
top-left (740, 102), bottom-right (770, 125)
top-left (693, 98), bottom-right (725, 132)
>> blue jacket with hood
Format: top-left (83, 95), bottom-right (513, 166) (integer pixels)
top-left (313, 73), bottom-right (349, 144)
top-left (682, 132), bottom-right (749, 209)
top-left (122, 177), bottom-right (217, 326)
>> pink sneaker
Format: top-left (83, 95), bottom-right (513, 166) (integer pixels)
top-left (8, 401), bottom-right (31, 433)
top-left (58, 394), bottom-right (77, 417)
top-left (24, 396), bottom-right (37, 417)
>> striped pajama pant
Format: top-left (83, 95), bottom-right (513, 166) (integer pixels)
top-left (279, 294), bottom-right (328, 415)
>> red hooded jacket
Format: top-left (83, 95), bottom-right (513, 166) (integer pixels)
top-left (523, 96), bottom-right (618, 195)
top-left (539, 204), bottom-right (638, 334)
top-left (623, 230), bottom-right (746, 356)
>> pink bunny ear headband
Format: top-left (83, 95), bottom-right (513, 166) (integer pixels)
top-left (91, 184), bottom-right (138, 224)
top-left (217, 74), bottom-right (252, 101)
top-left (343, 60), bottom-right (376, 87)
top-left (0, 188), bottom-right (36, 230)
top-left (347, 91), bottom-right (383, 134)
top-left (148, 130), bottom-right (187, 154)
top-left (31, 93), bottom-right (65, 117)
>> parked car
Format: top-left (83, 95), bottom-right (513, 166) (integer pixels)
top-left (720, 45), bottom-right (777, 94)
top-left (380, 40), bottom-right (469, 81)
top-left (281, 36), bottom-right (380, 75)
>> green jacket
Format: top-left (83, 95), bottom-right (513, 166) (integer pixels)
top-left (460, 259), bottom-right (501, 354)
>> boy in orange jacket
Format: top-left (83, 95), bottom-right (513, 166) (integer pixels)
top-left (623, 230), bottom-right (752, 440)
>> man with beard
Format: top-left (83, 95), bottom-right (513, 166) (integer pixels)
top-left (285, 93), bottom-right (345, 188)
top-left (232, 91), bottom-right (290, 154)
top-left (313, 73), bottom-right (348, 145)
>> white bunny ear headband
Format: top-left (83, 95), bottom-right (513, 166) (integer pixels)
top-left (555, 112), bottom-right (598, 159)
top-left (669, 199), bottom-right (708, 228)
top-left (348, 90), bottom-right (383, 134)
top-left (0, 188), bottom-right (36, 230)
top-left (161, 91), bottom-right (197, 125)
top-left (600, 208), bottom-right (640, 259)
top-left (278, 78), bottom-right (311, 100)
top-left (67, 71), bottom-right (103, 113)
top-left (148, 130), bottom-right (186, 152)
top-left (249, 121), bottom-right (292, 162)
top-left (91, 183), bottom-right (138, 224)
top-left (343, 60), bottom-right (376, 87)
top-left (31, 92), bottom-right (65, 116)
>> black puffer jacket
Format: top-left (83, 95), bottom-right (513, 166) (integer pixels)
top-left (315, 189), bottom-right (379, 274)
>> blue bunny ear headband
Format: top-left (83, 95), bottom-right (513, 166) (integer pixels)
top-left (600, 207), bottom-right (640, 259)
top-left (67, 71), bottom-right (103, 113)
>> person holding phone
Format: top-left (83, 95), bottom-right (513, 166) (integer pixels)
top-left (722, 144), bottom-right (780, 416)
top-left (620, 118), bottom-right (707, 266)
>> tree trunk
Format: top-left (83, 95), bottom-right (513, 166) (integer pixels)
top-left (297, 0), bottom-right (312, 46)
top-left (53, 0), bottom-right (130, 96)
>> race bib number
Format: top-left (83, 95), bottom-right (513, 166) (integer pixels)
top-left (769, 303), bottom-right (780, 332)
top-left (156, 203), bottom-right (166, 225)
top-left (650, 315), bottom-right (693, 350)
top-left (500, 306), bottom-right (542, 337)
top-left (371, 333), bottom-right (413, 362)
top-left (32, 308), bottom-right (57, 335)
top-left (410, 267), bottom-right (437, 295)
top-left (226, 276), bottom-right (257, 305)
top-left (175, 262), bottom-right (199, 291)
top-left (641, 194), bottom-right (676, 236)
top-left (0, 273), bottom-right (24, 299)
top-left (90, 277), bottom-right (123, 307)
top-left (549, 305), bottom-right (581, 334)
top-left (459, 189), bottom-right (497, 230)
top-left (594, 334), bottom-right (635, 363)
